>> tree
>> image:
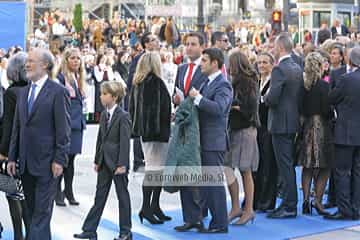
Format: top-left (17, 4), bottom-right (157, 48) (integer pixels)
top-left (73, 3), bottom-right (83, 33)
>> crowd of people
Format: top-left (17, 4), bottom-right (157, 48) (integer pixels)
top-left (0, 10), bottom-right (360, 240)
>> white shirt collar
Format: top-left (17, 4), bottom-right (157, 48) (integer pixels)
top-left (33, 74), bottom-right (48, 88)
top-left (278, 54), bottom-right (291, 63)
top-left (188, 57), bottom-right (202, 66)
top-left (208, 70), bottom-right (222, 84)
top-left (107, 104), bottom-right (117, 120)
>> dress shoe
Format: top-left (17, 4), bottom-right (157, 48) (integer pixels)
top-left (174, 222), bottom-right (204, 232)
top-left (324, 211), bottom-right (352, 220)
top-left (73, 231), bottom-right (97, 240)
top-left (114, 232), bottom-right (132, 240)
top-left (199, 227), bottom-right (228, 234)
top-left (267, 209), bottom-right (297, 219)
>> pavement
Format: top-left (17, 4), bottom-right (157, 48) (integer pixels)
top-left (0, 125), bottom-right (359, 240)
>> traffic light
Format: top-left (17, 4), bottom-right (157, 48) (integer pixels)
top-left (272, 10), bottom-right (282, 34)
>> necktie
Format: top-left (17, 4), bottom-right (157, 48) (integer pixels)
top-left (200, 78), bottom-right (210, 94)
top-left (28, 83), bottom-right (37, 114)
top-left (184, 63), bottom-right (195, 95)
top-left (103, 70), bottom-right (108, 81)
top-left (221, 64), bottom-right (228, 80)
top-left (106, 112), bottom-right (110, 129)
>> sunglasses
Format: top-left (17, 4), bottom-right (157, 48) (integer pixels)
top-left (219, 39), bottom-right (228, 43)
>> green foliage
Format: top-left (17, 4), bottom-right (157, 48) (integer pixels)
top-left (73, 3), bottom-right (83, 33)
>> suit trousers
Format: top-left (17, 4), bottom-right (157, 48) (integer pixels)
top-left (334, 144), bottom-right (360, 218)
top-left (272, 134), bottom-right (298, 211)
top-left (22, 168), bottom-right (57, 240)
top-left (179, 186), bottom-right (202, 224)
top-left (200, 151), bottom-right (228, 229)
top-left (82, 164), bottom-right (131, 235)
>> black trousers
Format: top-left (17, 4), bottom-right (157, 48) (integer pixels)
top-left (334, 144), bottom-right (360, 218)
top-left (254, 128), bottom-right (278, 210)
top-left (22, 168), bottom-right (56, 240)
top-left (272, 133), bottom-right (298, 211)
top-left (82, 164), bottom-right (131, 235)
top-left (179, 186), bottom-right (202, 224)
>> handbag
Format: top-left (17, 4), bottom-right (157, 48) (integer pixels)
top-left (0, 173), bottom-right (18, 194)
top-left (0, 160), bottom-right (19, 194)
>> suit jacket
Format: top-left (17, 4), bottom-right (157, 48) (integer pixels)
top-left (95, 106), bottom-right (131, 172)
top-left (329, 69), bottom-right (360, 146)
top-left (8, 79), bottom-right (71, 177)
top-left (175, 63), bottom-right (207, 96)
top-left (291, 51), bottom-right (304, 70)
top-left (329, 65), bottom-right (346, 89)
top-left (331, 25), bottom-right (349, 38)
top-left (264, 57), bottom-right (303, 134)
top-left (198, 74), bottom-right (233, 152)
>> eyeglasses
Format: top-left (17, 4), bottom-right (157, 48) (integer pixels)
top-left (219, 39), bottom-right (228, 43)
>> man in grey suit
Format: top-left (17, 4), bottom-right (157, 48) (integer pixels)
top-left (8, 48), bottom-right (71, 240)
top-left (189, 48), bottom-right (233, 233)
top-left (264, 33), bottom-right (303, 218)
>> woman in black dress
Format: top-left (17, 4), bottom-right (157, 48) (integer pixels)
top-left (253, 52), bottom-right (278, 212)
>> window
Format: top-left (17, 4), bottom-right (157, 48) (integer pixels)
top-left (338, 12), bottom-right (351, 27)
top-left (313, 11), bottom-right (331, 29)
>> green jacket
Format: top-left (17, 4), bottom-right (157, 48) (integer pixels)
top-left (163, 98), bottom-right (202, 193)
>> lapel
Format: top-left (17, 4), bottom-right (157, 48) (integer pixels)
top-left (180, 64), bottom-right (188, 90)
top-left (23, 85), bottom-right (31, 119)
top-left (104, 106), bottom-right (121, 139)
top-left (202, 74), bottom-right (222, 97)
top-left (27, 79), bottom-right (51, 123)
top-left (191, 67), bottom-right (202, 88)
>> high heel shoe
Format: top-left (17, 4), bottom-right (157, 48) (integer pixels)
top-left (153, 208), bottom-right (172, 221)
top-left (228, 211), bottom-right (243, 222)
top-left (232, 213), bottom-right (255, 226)
top-left (302, 200), bottom-right (311, 215)
top-left (311, 201), bottom-right (330, 216)
top-left (64, 191), bottom-right (80, 206)
top-left (138, 210), bottom-right (164, 224)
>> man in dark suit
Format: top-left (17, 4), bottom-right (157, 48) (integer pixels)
top-left (264, 33), bottom-right (303, 219)
top-left (189, 48), bottom-right (233, 233)
top-left (173, 32), bottom-right (208, 232)
top-left (8, 48), bottom-right (71, 240)
top-left (325, 47), bottom-right (360, 220)
top-left (125, 32), bottom-right (160, 172)
top-left (325, 43), bottom-right (357, 209)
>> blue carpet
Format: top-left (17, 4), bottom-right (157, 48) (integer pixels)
top-left (2, 168), bottom-right (360, 240)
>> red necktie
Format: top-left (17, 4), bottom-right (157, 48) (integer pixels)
top-left (184, 63), bottom-right (195, 95)
top-left (221, 64), bottom-right (227, 80)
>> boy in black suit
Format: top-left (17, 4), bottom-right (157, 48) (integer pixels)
top-left (74, 81), bottom-right (132, 240)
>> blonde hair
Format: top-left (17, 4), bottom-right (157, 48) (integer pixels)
top-left (54, 47), bottom-right (86, 94)
top-left (304, 52), bottom-right (323, 90)
top-left (100, 81), bottom-right (126, 103)
top-left (133, 52), bottom-right (162, 85)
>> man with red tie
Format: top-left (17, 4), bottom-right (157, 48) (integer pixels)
top-left (173, 32), bottom-right (208, 232)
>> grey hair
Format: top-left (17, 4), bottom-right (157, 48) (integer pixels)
top-left (7, 52), bottom-right (27, 83)
top-left (275, 33), bottom-right (293, 53)
top-left (39, 48), bottom-right (55, 74)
